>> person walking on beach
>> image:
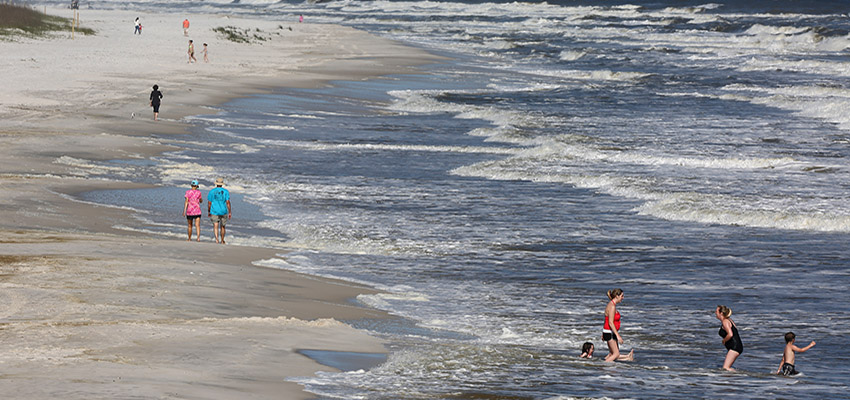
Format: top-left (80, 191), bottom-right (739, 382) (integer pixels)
top-left (603, 288), bottom-right (635, 362)
top-left (188, 40), bottom-right (197, 63)
top-left (149, 84), bottom-right (162, 121)
top-left (777, 332), bottom-right (815, 376)
top-left (183, 180), bottom-right (203, 241)
top-left (207, 177), bottom-right (231, 244)
top-left (202, 43), bottom-right (209, 63)
top-left (183, 18), bottom-right (190, 36)
top-left (716, 305), bottom-right (743, 371)
top-left (134, 17), bottom-right (141, 35)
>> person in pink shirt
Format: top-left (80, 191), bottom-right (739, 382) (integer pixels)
top-left (183, 180), bottom-right (203, 241)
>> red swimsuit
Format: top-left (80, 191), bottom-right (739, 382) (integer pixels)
top-left (603, 311), bottom-right (621, 332)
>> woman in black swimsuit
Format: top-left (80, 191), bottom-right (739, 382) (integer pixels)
top-left (715, 305), bottom-right (743, 371)
top-left (150, 84), bottom-right (163, 121)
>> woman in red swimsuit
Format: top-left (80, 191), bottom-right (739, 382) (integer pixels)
top-left (603, 288), bottom-right (634, 362)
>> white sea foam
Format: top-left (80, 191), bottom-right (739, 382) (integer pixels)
top-left (451, 137), bottom-right (850, 232)
top-left (559, 49), bottom-right (586, 61)
top-left (258, 218), bottom-right (442, 256)
top-left (249, 137), bottom-right (520, 155)
top-left (518, 139), bottom-right (799, 170)
top-left (53, 156), bottom-right (135, 177)
top-left (262, 112), bottom-right (323, 119)
top-left (509, 67), bottom-right (652, 83)
top-left (739, 58), bottom-right (850, 77)
top-left (744, 24), bottom-right (810, 37)
top-left (184, 116), bottom-right (294, 131)
top-left (387, 88), bottom-right (557, 144)
top-left (155, 161), bottom-right (217, 186)
top-left (637, 195), bottom-right (850, 232)
top-left (256, 124), bottom-right (295, 131)
top-left (723, 83), bottom-right (850, 130)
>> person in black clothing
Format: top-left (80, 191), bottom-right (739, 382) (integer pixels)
top-left (150, 84), bottom-right (163, 121)
top-left (716, 305), bottom-right (743, 371)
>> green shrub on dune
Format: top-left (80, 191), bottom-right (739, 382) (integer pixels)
top-left (213, 26), bottom-right (271, 44)
top-left (0, 3), bottom-right (94, 37)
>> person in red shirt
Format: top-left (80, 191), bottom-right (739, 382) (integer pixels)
top-left (603, 288), bottom-right (634, 362)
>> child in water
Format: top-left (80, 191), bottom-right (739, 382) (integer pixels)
top-left (580, 342), bottom-right (594, 358)
top-left (777, 332), bottom-right (815, 376)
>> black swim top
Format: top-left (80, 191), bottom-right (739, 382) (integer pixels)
top-left (718, 323), bottom-right (738, 339)
top-left (719, 322), bottom-right (744, 354)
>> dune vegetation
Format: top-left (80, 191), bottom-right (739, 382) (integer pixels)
top-left (0, 3), bottom-right (94, 37)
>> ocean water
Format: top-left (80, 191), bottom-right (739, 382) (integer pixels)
top-left (63, 0), bottom-right (850, 398)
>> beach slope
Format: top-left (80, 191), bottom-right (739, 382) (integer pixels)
top-left (0, 7), bottom-right (441, 398)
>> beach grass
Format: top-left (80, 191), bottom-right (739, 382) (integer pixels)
top-left (213, 25), bottom-right (271, 43)
top-left (0, 4), bottom-right (94, 37)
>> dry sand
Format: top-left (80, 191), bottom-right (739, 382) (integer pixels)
top-left (0, 7), bottom-right (443, 398)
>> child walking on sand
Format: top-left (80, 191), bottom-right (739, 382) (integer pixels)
top-left (188, 40), bottom-right (197, 63)
top-left (777, 332), bottom-right (815, 376)
top-left (203, 43), bottom-right (209, 63)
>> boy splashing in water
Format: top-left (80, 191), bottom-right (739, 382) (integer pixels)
top-left (777, 332), bottom-right (815, 376)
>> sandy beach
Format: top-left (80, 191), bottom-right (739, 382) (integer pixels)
top-left (0, 7), bottom-right (441, 398)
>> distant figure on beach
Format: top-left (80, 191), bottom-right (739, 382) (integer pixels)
top-left (149, 84), bottom-right (162, 121)
top-left (716, 305), bottom-right (743, 371)
top-left (203, 43), bottom-right (209, 63)
top-left (183, 18), bottom-right (190, 36)
top-left (299, 14), bottom-right (303, 23)
top-left (183, 180), bottom-right (203, 242)
top-left (134, 17), bottom-right (141, 34)
top-left (777, 332), bottom-right (815, 376)
top-left (188, 40), bottom-right (197, 63)
top-left (207, 177), bottom-right (231, 244)
top-left (580, 342), bottom-right (594, 358)
top-left (603, 288), bottom-right (634, 362)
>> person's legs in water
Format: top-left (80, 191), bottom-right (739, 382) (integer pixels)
top-left (604, 337), bottom-right (620, 362)
top-left (722, 349), bottom-right (740, 371)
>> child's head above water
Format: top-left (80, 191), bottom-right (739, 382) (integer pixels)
top-left (785, 332), bottom-right (796, 343)
top-left (581, 342), bottom-right (594, 357)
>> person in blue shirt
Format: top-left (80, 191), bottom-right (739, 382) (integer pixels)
top-left (207, 177), bottom-right (231, 244)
